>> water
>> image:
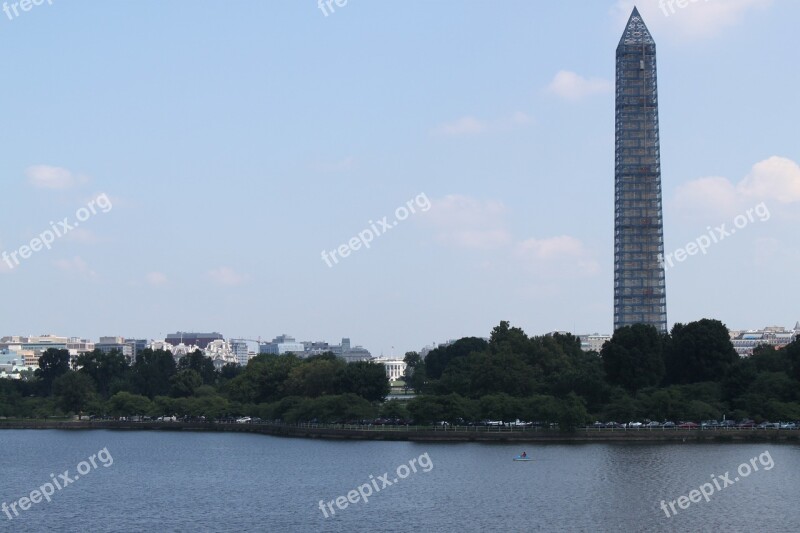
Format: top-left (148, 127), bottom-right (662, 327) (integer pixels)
top-left (1, 430), bottom-right (798, 532)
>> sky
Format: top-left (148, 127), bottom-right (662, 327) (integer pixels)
top-left (1, 0), bottom-right (798, 356)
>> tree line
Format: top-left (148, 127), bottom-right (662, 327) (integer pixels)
top-left (3, 318), bottom-right (798, 430)
top-left (401, 319), bottom-right (800, 428)
top-left (0, 350), bottom-right (389, 423)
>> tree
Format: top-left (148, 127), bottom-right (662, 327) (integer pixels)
top-left (52, 372), bottom-right (97, 414)
top-left (283, 358), bottom-right (346, 398)
top-left (601, 324), bottom-right (665, 393)
top-left (224, 354), bottom-right (301, 404)
top-left (170, 369), bottom-right (203, 398)
top-left (557, 393), bottom-right (588, 431)
top-left (107, 392), bottom-right (153, 416)
top-left (664, 319), bottom-right (738, 385)
top-left (177, 350), bottom-right (217, 385)
top-left (402, 351), bottom-right (427, 393)
top-left (425, 337), bottom-right (488, 380)
top-left (35, 348), bottom-right (71, 396)
top-left (340, 361), bottom-right (390, 402)
top-left (402, 351), bottom-right (421, 388)
top-left (76, 349), bottom-right (129, 398)
top-left (131, 349), bottom-right (177, 398)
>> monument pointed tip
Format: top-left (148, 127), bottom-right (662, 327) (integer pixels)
top-left (619, 6), bottom-right (655, 46)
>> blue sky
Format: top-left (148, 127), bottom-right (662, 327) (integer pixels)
top-left (1, 0), bottom-right (798, 355)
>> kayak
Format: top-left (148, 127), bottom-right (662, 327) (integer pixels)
top-left (513, 457), bottom-right (533, 461)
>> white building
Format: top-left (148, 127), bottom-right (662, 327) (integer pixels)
top-left (729, 324), bottom-right (800, 356)
top-left (204, 339), bottom-right (238, 366)
top-left (0, 348), bottom-right (37, 378)
top-left (578, 334), bottom-right (612, 353)
top-left (373, 357), bottom-right (407, 381)
top-left (230, 340), bottom-right (251, 366)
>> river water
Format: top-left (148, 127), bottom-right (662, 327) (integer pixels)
top-left (1, 430), bottom-right (798, 532)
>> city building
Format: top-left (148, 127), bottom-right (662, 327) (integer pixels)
top-left (613, 7), bottom-right (668, 334)
top-left (259, 334), bottom-right (305, 355)
top-left (372, 357), bottom-right (407, 381)
top-left (125, 339), bottom-right (148, 360)
top-left (230, 340), bottom-right (251, 366)
top-left (95, 336), bottom-right (134, 362)
top-left (165, 332), bottom-right (224, 349)
top-left (578, 334), bottom-right (612, 353)
top-left (729, 324), bottom-right (800, 356)
top-left (204, 339), bottom-right (238, 367)
top-left (302, 341), bottom-right (332, 357)
top-left (67, 338), bottom-right (95, 355)
top-left (0, 348), bottom-right (36, 378)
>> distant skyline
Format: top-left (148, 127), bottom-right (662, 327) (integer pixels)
top-left (1, 1), bottom-right (798, 355)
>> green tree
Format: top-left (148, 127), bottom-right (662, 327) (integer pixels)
top-left (52, 372), bottom-right (97, 414)
top-left (601, 324), bottom-right (665, 393)
top-left (425, 337), bottom-right (488, 380)
top-left (131, 349), bottom-right (177, 398)
top-left (76, 349), bottom-right (129, 398)
top-left (35, 348), bottom-right (71, 396)
top-left (170, 369), bottom-right (203, 398)
top-left (557, 393), bottom-right (588, 431)
top-left (107, 391), bottom-right (153, 416)
top-left (340, 361), bottom-right (390, 402)
top-left (177, 350), bottom-right (217, 385)
top-left (664, 319), bottom-right (738, 385)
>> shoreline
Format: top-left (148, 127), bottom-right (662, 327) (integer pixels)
top-left (2, 420), bottom-right (798, 443)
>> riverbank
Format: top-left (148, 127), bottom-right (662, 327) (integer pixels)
top-left (2, 420), bottom-right (799, 443)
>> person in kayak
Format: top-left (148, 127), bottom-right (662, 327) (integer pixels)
top-left (521, 451), bottom-right (527, 458)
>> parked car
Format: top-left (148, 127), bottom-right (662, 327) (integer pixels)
top-left (701, 420), bottom-right (720, 428)
top-left (737, 420), bottom-right (756, 428)
top-left (627, 421), bottom-right (643, 428)
top-left (646, 421), bottom-right (662, 428)
top-left (236, 417), bottom-right (252, 424)
top-left (662, 421), bottom-right (676, 428)
top-left (720, 420), bottom-right (737, 428)
top-left (780, 422), bottom-right (797, 430)
top-left (678, 422), bottom-right (698, 429)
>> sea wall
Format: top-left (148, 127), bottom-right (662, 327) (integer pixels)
top-left (1, 420), bottom-right (798, 444)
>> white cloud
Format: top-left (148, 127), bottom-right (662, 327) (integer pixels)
top-left (545, 71), bottom-right (612, 102)
top-left (674, 176), bottom-right (739, 215)
top-left (515, 236), bottom-right (599, 276)
top-left (53, 256), bottom-right (96, 277)
top-left (207, 266), bottom-right (249, 286)
top-left (674, 156), bottom-right (800, 216)
top-left (420, 194), bottom-right (599, 278)
top-left (145, 272), bottom-right (168, 286)
top-left (738, 156), bottom-right (800, 204)
top-left (613, 0), bottom-right (772, 41)
top-left (433, 116), bottom-right (486, 136)
top-left (432, 112), bottom-right (533, 137)
top-left (26, 165), bottom-right (88, 189)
